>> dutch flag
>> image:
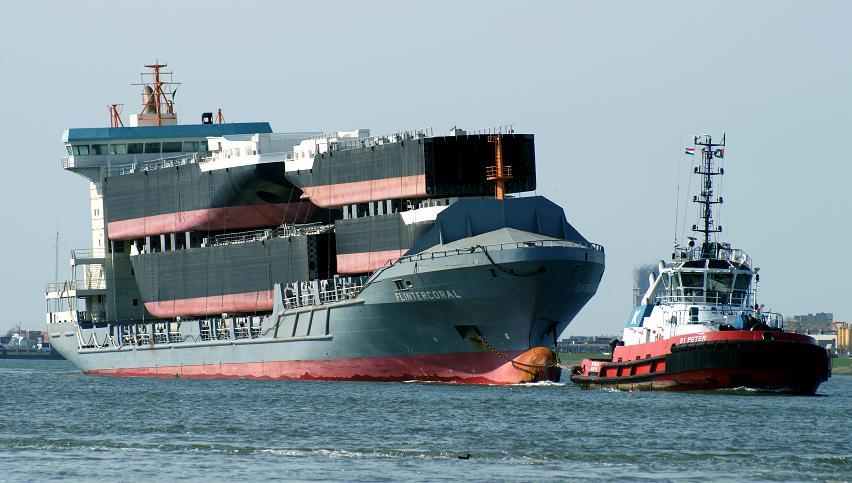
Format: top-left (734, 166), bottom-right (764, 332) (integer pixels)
top-left (684, 147), bottom-right (696, 156)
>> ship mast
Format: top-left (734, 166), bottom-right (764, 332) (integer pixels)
top-left (131, 62), bottom-right (180, 126)
top-left (486, 133), bottom-right (513, 200)
top-left (690, 133), bottom-right (726, 256)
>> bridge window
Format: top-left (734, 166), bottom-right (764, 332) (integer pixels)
top-left (730, 273), bottom-right (752, 306)
top-left (109, 144), bottom-right (127, 155)
top-left (162, 141), bottom-right (182, 153)
top-left (707, 272), bottom-right (733, 305)
top-left (680, 271), bottom-right (704, 300)
top-left (707, 273), bottom-right (733, 293)
top-left (65, 145), bottom-right (72, 155)
top-left (91, 144), bottom-right (108, 155)
top-left (734, 274), bottom-right (751, 290)
top-left (127, 143), bottom-right (143, 154)
top-left (183, 141), bottom-right (200, 152)
top-left (72, 145), bottom-right (90, 156)
top-left (681, 272), bottom-right (704, 289)
top-left (144, 142), bottom-right (161, 153)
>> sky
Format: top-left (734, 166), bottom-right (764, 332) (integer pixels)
top-left (0, 1), bottom-right (850, 335)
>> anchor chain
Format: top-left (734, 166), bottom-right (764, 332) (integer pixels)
top-left (476, 331), bottom-right (571, 371)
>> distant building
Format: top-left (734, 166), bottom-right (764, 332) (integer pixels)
top-left (810, 334), bottom-right (838, 356)
top-left (786, 312), bottom-right (834, 334)
top-left (791, 312), bottom-right (833, 323)
top-left (558, 336), bottom-right (617, 354)
top-left (835, 322), bottom-right (851, 356)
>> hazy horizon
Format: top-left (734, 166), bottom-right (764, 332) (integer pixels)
top-left (1, 1), bottom-right (850, 335)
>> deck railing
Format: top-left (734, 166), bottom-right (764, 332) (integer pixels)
top-left (673, 245), bottom-right (752, 267)
top-left (389, 239), bottom-right (603, 267)
top-left (280, 278), bottom-right (367, 310)
top-left (207, 222), bottom-right (334, 247)
top-left (71, 248), bottom-right (106, 260)
top-left (45, 278), bottom-right (106, 293)
top-left (325, 128), bottom-right (433, 152)
top-left (112, 152), bottom-right (207, 175)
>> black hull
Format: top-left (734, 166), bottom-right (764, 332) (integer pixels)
top-left (130, 233), bottom-right (336, 318)
top-left (104, 162), bottom-right (325, 240)
top-left (334, 213), bottom-right (435, 274)
top-left (572, 339), bottom-right (831, 395)
top-left (285, 134), bottom-right (537, 207)
top-left (0, 350), bottom-right (65, 360)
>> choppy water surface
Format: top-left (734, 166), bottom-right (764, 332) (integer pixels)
top-left (0, 360), bottom-right (849, 481)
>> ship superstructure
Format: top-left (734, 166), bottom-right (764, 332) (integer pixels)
top-left (46, 64), bottom-right (606, 384)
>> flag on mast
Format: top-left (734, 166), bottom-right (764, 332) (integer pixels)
top-left (685, 147), bottom-right (696, 156)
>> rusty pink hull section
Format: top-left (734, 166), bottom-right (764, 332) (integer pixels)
top-left (107, 202), bottom-right (315, 240)
top-left (299, 174), bottom-right (427, 208)
top-left (85, 347), bottom-right (562, 385)
top-left (144, 291), bottom-right (274, 318)
top-left (336, 249), bottom-right (408, 274)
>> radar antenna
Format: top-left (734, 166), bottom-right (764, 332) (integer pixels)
top-left (689, 133), bottom-right (726, 256)
top-left (107, 104), bottom-right (124, 127)
top-left (132, 61), bottom-right (180, 126)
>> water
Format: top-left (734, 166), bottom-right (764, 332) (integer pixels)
top-left (0, 360), bottom-right (849, 481)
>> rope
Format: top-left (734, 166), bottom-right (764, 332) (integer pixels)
top-left (475, 245), bottom-right (545, 277)
top-left (476, 330), bottom-right (570, 371)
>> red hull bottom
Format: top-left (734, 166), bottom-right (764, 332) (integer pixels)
top-left (85, 347), bottom-right (562, 385)
top-left (571, 331), bottom-right (831, 395)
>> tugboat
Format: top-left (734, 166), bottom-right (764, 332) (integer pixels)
top-left (571, 134), bottom-right (831, 394)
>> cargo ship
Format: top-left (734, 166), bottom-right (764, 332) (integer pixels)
top-left (45, 63), bottom-right (605, 384)
top-left (570, 135), bottom-right (831, 394)
top-left (1, 326), bottom-right (63, 360)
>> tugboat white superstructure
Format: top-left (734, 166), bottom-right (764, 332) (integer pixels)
top-left (571, 134), bottom-right (830, 394)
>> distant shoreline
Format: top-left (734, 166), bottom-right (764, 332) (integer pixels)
top-left (832, 357), bottom-right (852, 375)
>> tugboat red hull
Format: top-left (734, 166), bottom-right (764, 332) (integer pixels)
top-left (571, 331), bottom-right (831, 394)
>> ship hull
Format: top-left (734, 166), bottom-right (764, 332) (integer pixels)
top-left (0, 350), bottom-right (65, 360)
top-left (104, 161), bottom-right (320, 240)
top-left (49, 245), bottom-right (604, 384)
top-left (83, 347), bottom-right (561, 384)
top-left (571, 332), bottom-right (831, 394)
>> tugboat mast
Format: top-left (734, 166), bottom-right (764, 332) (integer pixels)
top-left (691, 134), bottom-right (726, 256)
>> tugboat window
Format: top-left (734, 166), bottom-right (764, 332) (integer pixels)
top-left (681, 272), bottom-right (704, 288)
top-left (681, 272), bottom-right (704, 301)
top-left (733, 274), bottom-right (751, 290)
top-left (707, 272), bottom-right (733, 305)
